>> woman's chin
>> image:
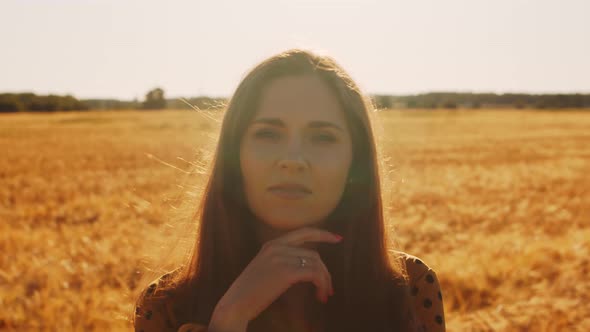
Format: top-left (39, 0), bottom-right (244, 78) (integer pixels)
top-left (264, 219), bottom-right (319, 233)
top-left (254, 215), bottom-right (328, 244)
top-left (265, 217), bottom-right (326, 232)
top-left (268, 220), bottom-right (312, 231)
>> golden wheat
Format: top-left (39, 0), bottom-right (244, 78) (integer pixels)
top-left (0, 109), bottom-right (588, 331)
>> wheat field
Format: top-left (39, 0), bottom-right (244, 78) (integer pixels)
top-left (0, 109), bottom-right (588, 331)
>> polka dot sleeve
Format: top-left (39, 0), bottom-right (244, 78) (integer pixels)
top-left (404, 254), bottom-right (446, 332)
top-left (133, 272), bottom-right (209, 332)
top-left (133, 277), bottom-right (177, 332)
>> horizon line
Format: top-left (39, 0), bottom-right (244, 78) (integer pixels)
top-left (3, 89), bottom-right (590, 101)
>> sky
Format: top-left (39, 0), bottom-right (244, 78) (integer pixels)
top-left (0, 0), bottom-right (588, 100)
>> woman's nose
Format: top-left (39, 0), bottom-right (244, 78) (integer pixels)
top-left (278, 157), bottom-right (307, 172)
top-left (278, 136), bottom-right (309, 172)
top-left (277, 141), bottom-right (307, 172)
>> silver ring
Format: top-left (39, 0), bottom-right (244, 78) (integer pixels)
top-left (299, 256), bottom-right (307, 268)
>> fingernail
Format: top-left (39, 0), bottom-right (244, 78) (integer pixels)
top-left (333, 234), bottom-right (343, 241)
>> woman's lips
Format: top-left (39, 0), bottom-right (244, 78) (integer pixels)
top-left (268, 183), bottom-right (311, 199)
top-left (268, 187), bottom-right (311, 200)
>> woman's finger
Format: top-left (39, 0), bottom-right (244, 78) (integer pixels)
top-left (284, 247), bottom-right (333, 303)
top-left (271, 226), bottom-right (342, 247)
top-left (287, 256), bottom-right (331, 303)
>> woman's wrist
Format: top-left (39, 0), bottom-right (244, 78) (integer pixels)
top-left (208, 303), bottom-right (248, 332)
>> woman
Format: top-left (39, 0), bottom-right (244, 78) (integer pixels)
top-left (133, 49), bottom-right (446, 332)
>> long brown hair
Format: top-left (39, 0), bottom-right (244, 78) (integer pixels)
top-left (151, 49), bottom-right (418, 331)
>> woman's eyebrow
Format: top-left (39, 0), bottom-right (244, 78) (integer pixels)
top-left (251, 117), bottom-right (284, 127)
top-left (308, 120), bottom-right (344, 132)
top-left (251, 117), bottom-right (344, 131)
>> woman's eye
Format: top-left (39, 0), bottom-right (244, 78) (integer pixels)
top-left (312, 133), bottom-right (336, 143)
top-left (254, 129), bottom-right (280, 141)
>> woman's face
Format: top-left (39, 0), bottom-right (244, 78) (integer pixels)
top-left (240, 75), bottom-right (353, 233)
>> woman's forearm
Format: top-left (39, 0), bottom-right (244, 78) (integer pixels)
top-left (208, 304), bottom-right (248, 332)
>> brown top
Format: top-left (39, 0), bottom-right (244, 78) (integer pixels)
top-left (133, 251), bottom-right (445, 332)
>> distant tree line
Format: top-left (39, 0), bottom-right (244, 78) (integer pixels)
top-left (83, 96), bottom-right (227, 111)
top-left (76, 86), bottom-right (228, 112)
top-left (2, 89), bottom-right (590, 113)
top-left (372, 92), bottom-right (590, 110)
top-left (166, 96), bottom-right (227, 110)
top-left (82, 98), bottom-right (141, 110)
top-left (0, 93), bottom-right (88, 112)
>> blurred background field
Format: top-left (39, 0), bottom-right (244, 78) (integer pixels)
top-left (0, 109), bottom-right (589, 331)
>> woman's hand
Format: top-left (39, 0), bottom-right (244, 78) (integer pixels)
top-left (208, 227), bottom-right (342, 331)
